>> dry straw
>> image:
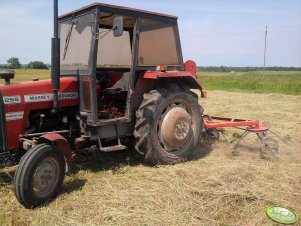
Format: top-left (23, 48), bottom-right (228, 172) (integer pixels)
top-left (1, 90), bottom-right (300, 225)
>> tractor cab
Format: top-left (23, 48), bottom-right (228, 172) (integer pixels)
top-left (59, 4), bottom-right (183, 126)
top-left (57, 3), bottom-right (187, 150)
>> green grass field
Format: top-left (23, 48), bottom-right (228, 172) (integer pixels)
top-left (2, 69), bottom-right (301, 95)
top-left (198, 71), bottom-right (301, 95)
top-left (0, 69), bottom-right (50, 84)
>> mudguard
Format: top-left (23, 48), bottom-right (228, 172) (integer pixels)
top-left (143, 71), bottom-right (207, 98)
top-left (143, 60), bottom-right (207, 98)
top-left (39, 133), bottom-right (72, 172)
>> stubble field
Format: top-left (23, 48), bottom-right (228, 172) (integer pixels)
top-left (0, 70), bottom-right (300, 225)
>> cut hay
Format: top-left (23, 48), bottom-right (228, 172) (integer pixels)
top-left (1, 90), bottom-right (300, 225)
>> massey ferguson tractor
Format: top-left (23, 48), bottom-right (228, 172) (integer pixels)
top-left (0, 1), bottom-right (277, 208)
top-left (0, 1), bottom-right (206, 208)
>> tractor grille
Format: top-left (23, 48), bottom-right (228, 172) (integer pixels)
top-left (0, 90), bottom-right (6, 153)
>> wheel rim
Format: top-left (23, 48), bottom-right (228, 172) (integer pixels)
top-left (158, 102), bottom-right (193, 152)
top-left (32, 156), bottom-right (60, 198)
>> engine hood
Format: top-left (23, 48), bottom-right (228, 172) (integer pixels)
top-left (0, 77), bottom-right (79, 151)
top-left (0, 77), bottom-right (79, 105)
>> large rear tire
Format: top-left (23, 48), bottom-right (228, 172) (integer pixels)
top-left (134, 84), bottom-right (203, 165)
top-left (14, 144), bottom-right (65, 208)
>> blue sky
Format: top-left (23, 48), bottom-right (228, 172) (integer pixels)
top-left (0, 0), bottom-right (300, 66)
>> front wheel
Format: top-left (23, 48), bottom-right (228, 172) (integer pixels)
top-left (14, 144), bottom-right (65, 208)
top-left (134, 84), bottom-right (203, 165)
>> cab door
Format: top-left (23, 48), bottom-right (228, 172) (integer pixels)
top-left (60, 10), bottom-right (98, 124)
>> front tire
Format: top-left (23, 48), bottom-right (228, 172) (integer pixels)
top-left (134, 84), bottom-right (203, 165)
top-left (14, 144), bottom-right (65, 208)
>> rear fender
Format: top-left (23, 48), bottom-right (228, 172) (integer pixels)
top-left (39, 133), bottom-right (72, 172)
top-left (143, 71), bottom-right (207, 98)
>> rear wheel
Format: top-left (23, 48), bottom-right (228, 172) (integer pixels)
top-left (14, 144), bottom-right (65, 208)
top-left (134, 84), bottom-right (203, 165)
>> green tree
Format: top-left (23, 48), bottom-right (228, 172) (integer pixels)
top-left (7, 57), bottom-right (21, 69)
top-left (220, 65), bottom-right (226, 72)
top-left (26, 61), bottom-right (49, 69)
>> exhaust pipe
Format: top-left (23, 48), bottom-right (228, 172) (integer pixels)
top-left (51, 0), bottom-right (60, 110)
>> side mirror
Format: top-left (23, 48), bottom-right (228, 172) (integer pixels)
top-left (113, 16), bottom-right (123, 37)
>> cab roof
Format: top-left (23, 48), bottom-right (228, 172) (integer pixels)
top-left (59, 2), bottom-right (178, 20)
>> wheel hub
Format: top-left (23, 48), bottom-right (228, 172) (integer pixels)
top-left (32, 158), bottom-right (58, 197)
top-left (175, 120), bottom-right (190, 139)
top-left (160, 106), bottom-right (192, 150)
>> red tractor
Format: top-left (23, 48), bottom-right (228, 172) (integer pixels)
top-left (0, 2), bottom-right (206, 208)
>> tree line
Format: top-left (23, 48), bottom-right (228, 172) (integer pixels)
top-left (2, 57), bottom-right (300, 71)
top-left (0, 57), bottom-right (49, 70)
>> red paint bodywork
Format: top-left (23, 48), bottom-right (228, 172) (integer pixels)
top-left (1, 62), bottom-right (205, 152)
top-left (143, 60), bottom-right (207, 97)
top-left (40, 133), bottom-right (72, 171)
top-left (0, 77), bottom-right (79, 150)
top-left (184, 60), bottom-right (197, 78)
top-left (203, 115), bottom-right (269, 132)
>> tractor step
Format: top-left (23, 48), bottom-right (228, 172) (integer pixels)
top-left (100, 144), bottom-right (127, 152)
top-left (97, 124), bottom-right (127, 152)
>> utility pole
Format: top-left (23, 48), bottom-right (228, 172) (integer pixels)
top-left (264, 25), bottom-right (267, 69)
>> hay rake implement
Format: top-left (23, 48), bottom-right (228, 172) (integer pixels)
top-left (203, 115), bottom-right (279, 159)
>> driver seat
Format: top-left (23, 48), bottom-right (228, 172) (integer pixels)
top-left (104, 72), bottom-right (130, 94)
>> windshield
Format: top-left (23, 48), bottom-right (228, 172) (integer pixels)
top-left (59, 13), bottom-right (95, 74)
top-left (138, 18), bottom-right (181, 66)
top-left (97, 12), bottom-right (135, 68)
